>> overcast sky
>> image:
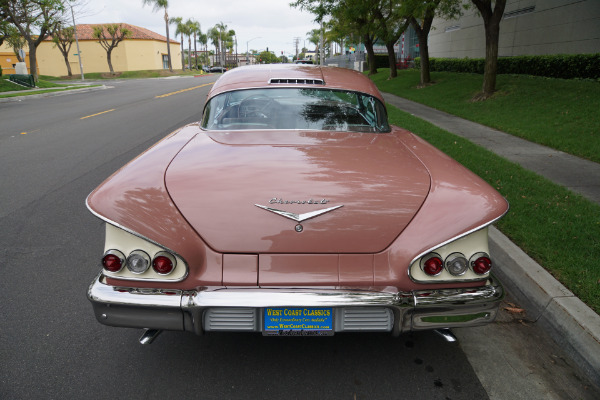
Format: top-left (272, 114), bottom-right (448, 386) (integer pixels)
top-left (74, 0), bottom-right (320, 57)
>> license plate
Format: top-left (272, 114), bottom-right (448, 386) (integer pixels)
top-left (263, 307), bottom-right (334, 336)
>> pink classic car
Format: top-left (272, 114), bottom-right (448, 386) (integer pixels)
top-left (87, 64), bottom-right (508, 344)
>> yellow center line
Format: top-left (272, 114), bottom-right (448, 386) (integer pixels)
top-left (155, 82), bottom-right (214, 99)
top-left (80, 109), bottom-right (116, 120)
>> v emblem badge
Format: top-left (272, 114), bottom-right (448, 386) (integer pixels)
top-left (254, 204), bottom-right (343, 222)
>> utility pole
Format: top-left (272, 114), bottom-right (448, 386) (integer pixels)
top-left (70, 5), bottom-right (84, 81)
top-left (293, 37), bottom-right (300, 60)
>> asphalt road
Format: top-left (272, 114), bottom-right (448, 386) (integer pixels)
top-left (0, 76), bottom-right (596, 399)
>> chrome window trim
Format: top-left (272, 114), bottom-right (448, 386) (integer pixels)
top-left (86, 195), bottom-right (189, 283)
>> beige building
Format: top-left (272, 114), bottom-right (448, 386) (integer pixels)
top-left (1, 23), bottom-right (182, 77)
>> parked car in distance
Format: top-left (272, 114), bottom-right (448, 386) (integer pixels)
top-left (87, 64), bottom-right (508, 344)
top-left (209, 66), bottom-right (227, 73)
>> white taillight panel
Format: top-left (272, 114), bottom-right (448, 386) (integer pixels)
top-left (409, 227), bottom-right (492, 283)
top-left (102, 224), bottom-right (187, 281)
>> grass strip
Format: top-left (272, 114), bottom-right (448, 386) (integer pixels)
top-left (371, 69), bottom-right (600, 163)
top-left (387, 106), bottom-right (600, 313)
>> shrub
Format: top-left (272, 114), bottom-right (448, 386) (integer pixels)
top-left (414, 54), bottom-right (600, 79)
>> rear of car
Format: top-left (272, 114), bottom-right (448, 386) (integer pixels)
top-left (87, 65), bottom-right (508, 342)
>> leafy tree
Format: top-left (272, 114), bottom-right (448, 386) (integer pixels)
top-left (471, 0), bottom-right (507, 99)
top-left (51, 24), bottom-right (74, 76)
top-left (373, 0), bottom-right (410, 78)
top-left (292, 0), bottom-right (380, 75)
top-left (257, 50), bottom-right (279, 64)
top-left (142, 0), bottom-right (173, 72)
top-left (92, 24), bottom-right (131, 74)
top-left (4, 24), bottom-right (27, 62)
top-left (403, 0), bottom-right (462, 85)
top-left (2, 0), bottom-right (66, 81)
top-left (0, 2), bottom-right (10, 47)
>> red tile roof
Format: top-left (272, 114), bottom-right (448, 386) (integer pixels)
top-left (47, 23), bottom-right (179, 44)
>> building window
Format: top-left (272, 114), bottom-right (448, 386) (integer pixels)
top-left (162, 54), bottom-right (169, 69)
top-left (504, 6), bottom-right (535, 19)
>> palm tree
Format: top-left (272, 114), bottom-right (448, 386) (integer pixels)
top-left (209, 22), bottom-right (236, 68)
top-left (170, 17), bottom-right (185, 70)
top-left (207, 26), bottom-right (221, 67)
top-left (198, 32), bottom-right (208, 67)
top-left (184, 19), bottom-right (197, 70)
top-left (142, 0), bottom-right (173, 72)
top-left (188, 19), bottom-right (201, 70)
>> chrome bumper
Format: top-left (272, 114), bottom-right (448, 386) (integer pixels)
top-left (88, 273), bottom-right (504, 336)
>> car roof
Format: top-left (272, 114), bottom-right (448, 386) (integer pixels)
top-left (206, 64), bottom-right (385, 103)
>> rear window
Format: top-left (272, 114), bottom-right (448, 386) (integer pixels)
top-left (201, 88), bottom-right (390, 133)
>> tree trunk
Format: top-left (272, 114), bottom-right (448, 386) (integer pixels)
top-left (188, 36), bottom-right (192, 70)
top-left (410, 14), bottom-right (434, 86)
top-left (482, 18), bottom-right (500, 96)
top-left (417, 31), bottom-right (430, 85)
top-left (364, 35), bottom-right (377, 75)
top-left (26, 39), bottom-right (38, 81)
top-left (62, 53), bottom-right (72, 76)
top-left (180, 34), bottom-right (184, 70)
top-left (194, 33), bottom-right (198, 69)
top-left (107, 48), bottom-right (114, 73)
top-left (472, 0), bottom-right (507, 100)
top-left (386, 41), bottom-right (397, 78)
top-left (164, 10), bottom-right (173, 72)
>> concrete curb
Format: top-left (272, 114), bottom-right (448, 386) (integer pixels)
top-left (0, 85), bottom-right (110, 103)
top-left (489, 226), bottom-right (600, 386)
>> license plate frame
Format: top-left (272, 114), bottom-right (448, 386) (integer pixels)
top-left (263, 307), bottom-right (334, 336)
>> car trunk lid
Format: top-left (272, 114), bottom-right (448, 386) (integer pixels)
top-left (165, 130), bottom-right (430, 255)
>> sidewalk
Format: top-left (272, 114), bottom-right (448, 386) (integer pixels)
top-left (0, 84), bottom-right (109, 102)
top-left (383, 92), bottom-right (600, 387)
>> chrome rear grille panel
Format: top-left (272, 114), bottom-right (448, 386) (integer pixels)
top-left (203, 307), bottom-right (393, 332)
top-left (336, 307), bottom-right (393, 332)
top-left (204, 308), bottom-right (258, 331)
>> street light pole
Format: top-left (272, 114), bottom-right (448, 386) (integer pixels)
top-left (246, 36), bottom-right (261, 65)
top-left (70, 5), bottom-right (84, 81)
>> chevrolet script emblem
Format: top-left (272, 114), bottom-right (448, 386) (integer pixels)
top-left (254, 204), bottom-right (343, 222)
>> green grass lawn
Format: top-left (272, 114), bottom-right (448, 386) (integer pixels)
top-left (42, 68), bottom-right (207, 81)
top-left (380, 88), bottom-right (600, 314)
top-left (370, 69), bottom-right (600, 163)
top-left (0, 77), bottom-right (30, 92)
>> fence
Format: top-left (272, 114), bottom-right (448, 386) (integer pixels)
top-left (324, 52), bottom-right (366, 72)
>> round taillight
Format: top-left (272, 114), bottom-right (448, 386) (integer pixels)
top-left (421, 254), bottom-right (443, 276)
top-left (153, 252), bottom-right (176, 275)
top-left (102, 250), bottom-right (125, 273)
top-left (471, 254), bottom-right (492, 275)
top-left (127, 250), bottom-right (151, 274)
top-left (445, 253), bottom-right (468, 276)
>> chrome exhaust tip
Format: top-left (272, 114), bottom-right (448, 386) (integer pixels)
top-left (139, 329), bottom-right (162, 345)
top-left (434, 328), bottom-right (458, 343)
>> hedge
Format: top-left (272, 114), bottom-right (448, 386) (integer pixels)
top-left (366, 54), bottom-right (393, 70)
top-left (414, 54), bottom-right (600, 80)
